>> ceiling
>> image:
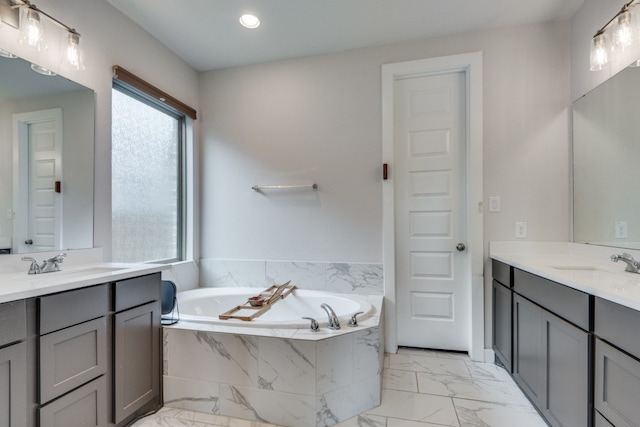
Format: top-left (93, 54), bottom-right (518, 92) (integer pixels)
top-left (106, 0), bottom-right (586, 72)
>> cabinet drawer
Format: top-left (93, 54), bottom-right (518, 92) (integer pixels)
top-left (39, 375), bottom-right (107, 427)
top-left (40, 317), bottom-right (107, 404)
top-left (114, 273), bottom-right (160, 312)
top-left (595, 338), bottom-right (640, 427)
top-left (492, 260), bottom-right (512, 288)
top-left (514, 269), bottom-right (591, 330)
top-left (39, 284), bottom-right (109, 335)
top-left (0, 300), bottom-right (26, 347)
top-left (595, 297), bottom-right (640, 358)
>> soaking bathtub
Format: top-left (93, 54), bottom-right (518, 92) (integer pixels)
top-left (177, 287), bottom-right (374, 328)
top-left (163, 286), bottom-right (384, 427)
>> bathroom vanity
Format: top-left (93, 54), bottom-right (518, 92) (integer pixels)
top-left (492, 242), bottom-right (640, 427)
top-left (0, 260), bottom-right (167, 427)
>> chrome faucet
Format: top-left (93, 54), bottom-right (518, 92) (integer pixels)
top-left (42, 253), bottom-right (66, 273)
top-left (21, 253), bottom-right (67, 274)
top-left (348, 311), bottom-right (364, 327)
top-left (21, 256), bottom-right (41, 274)
top-left (320, 303), bottom-right (340, 330)
top-left (611, 252), bottom-right (640, 273)
top-left (302, 317), bottom-right (320, 332)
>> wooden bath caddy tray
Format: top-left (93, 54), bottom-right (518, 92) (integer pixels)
top-left (218, 281), bottom-right (296, 321)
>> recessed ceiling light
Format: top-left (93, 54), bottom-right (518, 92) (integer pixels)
top-left (239, 14), bottom-right (260, 29)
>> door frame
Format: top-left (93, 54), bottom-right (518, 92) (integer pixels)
top-left (382, 52), bottom-right (484, 360)
top-left (12, 108), bottom-right (63, 253)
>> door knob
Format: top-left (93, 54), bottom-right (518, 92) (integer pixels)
top-left (25, 239), bottom-right (33, 245)
top-left (456, 243), bottom-right (466, 251)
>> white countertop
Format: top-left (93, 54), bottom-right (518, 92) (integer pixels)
top-left (0, 261), bottom-right (169, 304)
top-left (491, 241), bottom-right (640, 312)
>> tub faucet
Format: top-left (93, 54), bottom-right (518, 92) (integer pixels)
top-left (302, 317), bottom-right (319, 332)
top-left (611, 252), bottom-right (640, 273)
top-left (320, 303), bottom-right (340, 330)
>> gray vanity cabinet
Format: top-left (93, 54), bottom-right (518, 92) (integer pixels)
top-left (113, 275), bottom-right (161, 425)
top-left (34, 273), bottom-right (162, 427)
top-left (0, 301), bottom-right (27, 427)
top-left (37, 284), bottom-right (109, 427)
top-left (594, 297), bottom-right (640, 427)
top-left (492, 260), bottom-right (512, 372)
top-left (512, 269), bottom-right (591, 427)
top-left (513, 294), bottom-right (545, 408)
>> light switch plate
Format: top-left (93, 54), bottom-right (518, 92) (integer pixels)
top-left (489, 196), bottom-right (501, 212)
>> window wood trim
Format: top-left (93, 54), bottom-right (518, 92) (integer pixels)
top-left (112, 65), bottom-right (197, 120)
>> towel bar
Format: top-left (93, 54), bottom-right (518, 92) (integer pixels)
top-left (252, 183), bottom-right (318, 192)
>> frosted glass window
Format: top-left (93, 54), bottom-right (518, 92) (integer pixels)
top-left (111, 87), bottom-right (183, 263)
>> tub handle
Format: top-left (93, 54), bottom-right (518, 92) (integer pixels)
top-left (348, 312), bottom-right (364, 327)
top-left (302, 317), bottom-right (319, 332)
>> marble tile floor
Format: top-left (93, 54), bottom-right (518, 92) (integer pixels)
top-left (132, 347), bottom-right (547, 427)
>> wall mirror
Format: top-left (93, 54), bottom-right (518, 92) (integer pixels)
top-left (0, 52), bottom-right (95, 254)
top-left (573, 62), bottom-right (640, 250)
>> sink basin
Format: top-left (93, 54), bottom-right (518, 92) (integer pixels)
top-left (1, 266), bottom-right (127, 283)
top-left (549, 265), bottom-right (640, 289)
top-left (55, 266), bottom-right (127, 276)
top-left (549, 265), bottom-right (597, 271)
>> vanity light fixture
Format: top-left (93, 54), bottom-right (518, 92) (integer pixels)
top-left (13, 0), bottom-right (85, 70)
top-left (61, 31), bottom-right (85, 71)
top-left (239, 14), bottom-right (260, 29)
top-left (613, 8), bottom-right (638, 50)
top-left (590, 31), bottom-right (610, 71)
top-left (590, 0), bottom-right (640, 71)
top-left (19, 7), bottom-right (45, 50)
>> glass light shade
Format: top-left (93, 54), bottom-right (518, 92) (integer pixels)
top-left (19, 8), bottom-right (46, 51)
top-left (590, 32), bottom-right (610, 71)
top-left (61, 32), bottom-right (85, 71)
top-left (613, 9), bottom-right (638, 51)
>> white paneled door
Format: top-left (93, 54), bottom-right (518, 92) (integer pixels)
top-left (13, 109), bottom-right (62, 253)
top-left (394, 71), bottom-right (470, 351)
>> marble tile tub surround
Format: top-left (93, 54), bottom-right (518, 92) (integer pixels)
top-left (163, 321), bottom-right (383, 427)
top-left (490, 241), bottom-right (640, 311)
top-left (199, 259), bottom-right (384, 295)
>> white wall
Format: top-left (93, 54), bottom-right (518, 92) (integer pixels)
top-left (201, 22), bottom-right (571, 265)
top-left (0, 0), bottom-right (200, 261)
top-left (200, 23), bottom-right (572, 346)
